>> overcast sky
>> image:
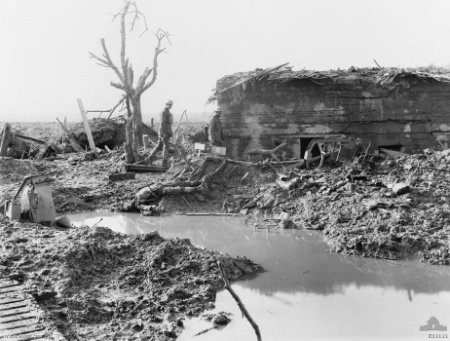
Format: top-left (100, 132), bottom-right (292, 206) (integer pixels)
top-left (1, 0), bottom-right (450, 122)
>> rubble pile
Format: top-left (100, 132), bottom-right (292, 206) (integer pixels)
top-left (0, 214), bottom-right (259, 340)
top-left (230, 151), bottom-right (450, 264)
top-left (2, 119), bottom-right (450, 341)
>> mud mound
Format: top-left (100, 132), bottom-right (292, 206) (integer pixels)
top-left (71, 118), bottom-right (119, 148)
top-left (0, 216), bottom-right (260, 340)
top-left (70, 118), bottom-right (158, 149)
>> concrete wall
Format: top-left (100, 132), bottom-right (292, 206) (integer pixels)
top-left (216, 75), bottom-right (450, 159)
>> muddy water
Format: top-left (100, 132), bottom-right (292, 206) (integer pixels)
top-left (69, 212), bottom-right (450, 341)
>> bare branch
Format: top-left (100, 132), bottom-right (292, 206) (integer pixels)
top-left (99, 38), bottom-right (124, 84)
top-left (157, 29), bottom-right (172, 46)
top-left (140, 30), bottom-right (171, 93)
top-left (107, 94), bottom-right (127, 119)
top-left (89, 52), bottom-right (110, 66)
top-left (95, 62), bottom-right (111, 68)
top-left (128, 2), bottom-right (148, 36)
top-left (136, 67), bottom-right (153, 92)
top-left (111, 81), bottom-right (125, 90)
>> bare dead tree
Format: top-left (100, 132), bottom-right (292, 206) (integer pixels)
top-left (90, 1), bottom-right (170, 163)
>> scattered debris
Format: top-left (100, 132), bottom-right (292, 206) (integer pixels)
top-left (2, 120), bottom-right (450, 341)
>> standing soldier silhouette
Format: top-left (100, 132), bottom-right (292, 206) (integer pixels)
top-left (148, 100), bottom-right (174, 168)
top-left (209, 110), bottom-right (224, 146)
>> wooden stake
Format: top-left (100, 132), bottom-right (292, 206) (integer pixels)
top-left (142, 134), bottom-right (150, 149)
top-left (217, 261), bottom-right (262, 341)
top-left (0, 123), bottom-right (12, 156)
top-left (77, 98), bottom-right (96, 151)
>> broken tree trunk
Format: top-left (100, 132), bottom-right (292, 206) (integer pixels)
top-left (246, 141), bottom-right (287, 162)
top-left (125, 97), bottom-right (141, 163)
top-left (0, 123), bottom-right (12, 156)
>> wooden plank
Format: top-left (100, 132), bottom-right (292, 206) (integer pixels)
top-left (0, 298), bottom-right (25, 306)
top-left (77, 98), bottom-right (96, 151)
top-left (1, 330), bottom-right (49, 341)
top-left (125, 164), bottom-right (168, 173)
top-left (0, 287), bottom-right (23, 295)
top-left (0, 301), bottom-right (28, 311)
top-left (0, 312), bottom-right (36, 324)
top-left (15, 133), bottom-right (48, 146)
top-left (108, 172), bottom-right (136, 182)
top-left (0, 325), bottom-right (45, 337)
top-left (0, 307), bottom-right (31, 318)
top-left (0, 296), bottom-right (25, 304)
top-left (0, 319), bottom-right (38, 330)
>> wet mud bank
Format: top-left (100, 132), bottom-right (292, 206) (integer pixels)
top-left (0, 214), bottom-right (259, 340)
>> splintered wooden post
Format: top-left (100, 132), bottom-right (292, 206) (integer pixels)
top-left (217, 261), bottom-right (262, 341)
top-left (77, 98), bottom-right (96, 151)
top-left (143, 134), bottom-right (150, 149)
top-left (0, 123), bottom-right (11, 156)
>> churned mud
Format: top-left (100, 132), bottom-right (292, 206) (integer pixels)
top-left (1, 135), bottom-right (450, 339)
top-left (0, 214), bottom-right (259, 340)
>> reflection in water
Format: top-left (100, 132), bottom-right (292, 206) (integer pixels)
top-left (70, 212), bottom-right (450, 340)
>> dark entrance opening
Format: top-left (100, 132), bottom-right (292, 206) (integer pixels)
top-left (299, 138), bottom-right (321, 159)
top-left (378, 144), bottom-right (404, 152)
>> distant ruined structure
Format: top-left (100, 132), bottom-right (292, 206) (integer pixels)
top-left (216, 64), bottom-right (450, 159)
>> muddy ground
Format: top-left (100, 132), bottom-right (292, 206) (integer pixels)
top-left (0, 211), bottom-right (259, 340)
top-left (1, 139), bottom-right (450, 339)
